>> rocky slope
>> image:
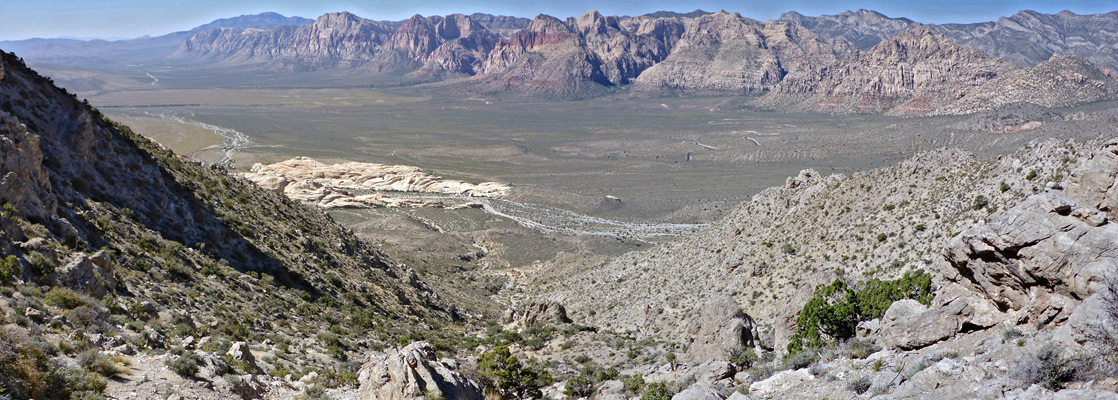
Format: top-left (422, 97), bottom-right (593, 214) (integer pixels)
top-left (784, 9), bottom-right (1118, 72)
top-left (631, 11), bottom-right (856, 96)
top-left (510, 136), bottom-right (1118, 398)
top-left (778, 10), bottom-right (921, 50)
top-left (754, 27), bottom-right (1017, 115)
top-left (0, 51), bottom-right (467, 398)
top-left (939, 54), bottom-right (1118, 114)
top-left (524, 135), bottom-right (1087, 352)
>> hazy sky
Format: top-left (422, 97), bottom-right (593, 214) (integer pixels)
top-left (1, 0), bottom-right (1116, 41)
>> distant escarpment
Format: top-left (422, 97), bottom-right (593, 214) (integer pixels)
top-left (784, 9), bottom-right (1118, 72)
top-left (778, 9), bottom-right (921, 50)
top-left (754, 27), bottom-right (1017, 115)
top-left (182, 11), bottom-right (505, 80)
top-left (470, 11), bottom-right (685, 98)
top-left (939, 54), bottom-right (1118, 114)
top-left (631, 11), bottom-right (856, 96)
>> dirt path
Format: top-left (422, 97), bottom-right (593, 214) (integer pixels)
top-left (143, 111), bottom-right (249, 167)
top-left (372, 192), bottom-right (706, 240)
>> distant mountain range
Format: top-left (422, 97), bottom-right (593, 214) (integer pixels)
top-left (3, 9), bottom-right (1118, 112)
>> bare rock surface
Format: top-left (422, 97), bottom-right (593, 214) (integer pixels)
top-left (243, 156), bottom-right (509, 209)
top-left (942, 190), bottom-right (1118, 323)
top-left (356, 341), bottom-right (483, 400)
top-left (684, 295), bottom-right (761, 362)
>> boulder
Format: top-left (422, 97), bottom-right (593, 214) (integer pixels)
top-left (1065, 138), bottom-right (1118, 219)
top-left (357, 341), bottom-right (483, 400)
top-left (879, 300), bottom-right (955, 350)
top-left (1053, 291), bottom-right (1116, 346)
top-left (505, 301), bottom-right (572, 329)
top-left (227, 342), bottom-right (260, 373)
top-left (55, 253), bottom-right (115, 298)
top-left (878, 284), bottom-right (1009, 350)
top-left (220, 374), bottom-right (266, 400)
top-left (685, 295), bottom-right (760, 363)
top-left (596, 380), bottom-right (627, 400)
top-left (672, 387), bottom-right (726, 400)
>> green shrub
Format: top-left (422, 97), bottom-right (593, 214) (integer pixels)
top-left (77, 350), bottom-right (123, 377)
top-left (782, 350), bottom-right (817, 370)
top-left (640, 382), bottom-right (673, 400)
top-left (476, 345), bottom-right (552, 399)
top-left (1003, 327), bottom-right (1023, 340)
top-left (787, 271), bottom-right (933, 355)
top-left (621, 374), bottom-right (645, 393)
top-left (840, 339), bottom-right (880, 359)
top-left (29, 252), bottom-right (55, 277)
top-left (44, 287), bottom-right (88, 310)
top-left (563, 373), bottom-right (594, 398)
top-left (165, 351), bottom-right (201, 378)
top-left (972, 195), bottom-right (989, 211)
top-left (846, 375), bottom-right (871, 394)
top-left (0, 255), bottom-right (19, 284)
top-left (730, 348), bottom-right (759, 369)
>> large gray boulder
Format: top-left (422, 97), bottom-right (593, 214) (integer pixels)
top-left (357, 341), bottom-right (483, 400)
top-left (504, 301), bottom-right (571, 329)
top-left (942, 190), bottom-right (1118, 324)
top-left (1065, 138), bottom-right (1118, 219)
top-left (55, 250), bottom-right (115, 298)
top-left (878, 284), bottom-right (1006, 350)
top-left (685, 295), bottom-right (760, 362)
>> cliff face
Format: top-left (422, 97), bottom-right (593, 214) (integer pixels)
top-left (631, 11), bottom-right (857, 96)
top-left (182, 12), bottom-right (396, 70)
top-left (755, 27), bottom-right (1017, 115)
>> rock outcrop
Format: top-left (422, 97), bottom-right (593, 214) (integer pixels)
top-left (943, 190), bottom-right (1117, 325)
top-left (684, 295), bottom-right (761, 362)
top-left (504, 301), bottom-right (572, 329)
top-left (931, 10), bottom-right (1118, 71)
top-left (755, 27), bottom-right (1017, 115)
top-left (242, 157), bottom-right (509, 209)
top-left (357, 342), bottom-right (482, 400)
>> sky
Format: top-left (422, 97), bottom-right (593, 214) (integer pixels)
top-left (1, 0), bottom-right (1116, 41)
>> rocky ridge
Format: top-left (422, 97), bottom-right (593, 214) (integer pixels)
top-left (939, 54), bottom-right (1118, 115)
top-left (778, 10), bottom-right (921, 50)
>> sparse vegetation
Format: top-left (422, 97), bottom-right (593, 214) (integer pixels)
top-left (165, 350), bottom-right (201, 378)
top-left (640, 382), bottom-right (673, 400)
top-left (1013, 344), bottom-right (1080, 390)
top-left (475, 346), bottom-right (552, 399)
top-left (787, 271), bottom-right (934, 355)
